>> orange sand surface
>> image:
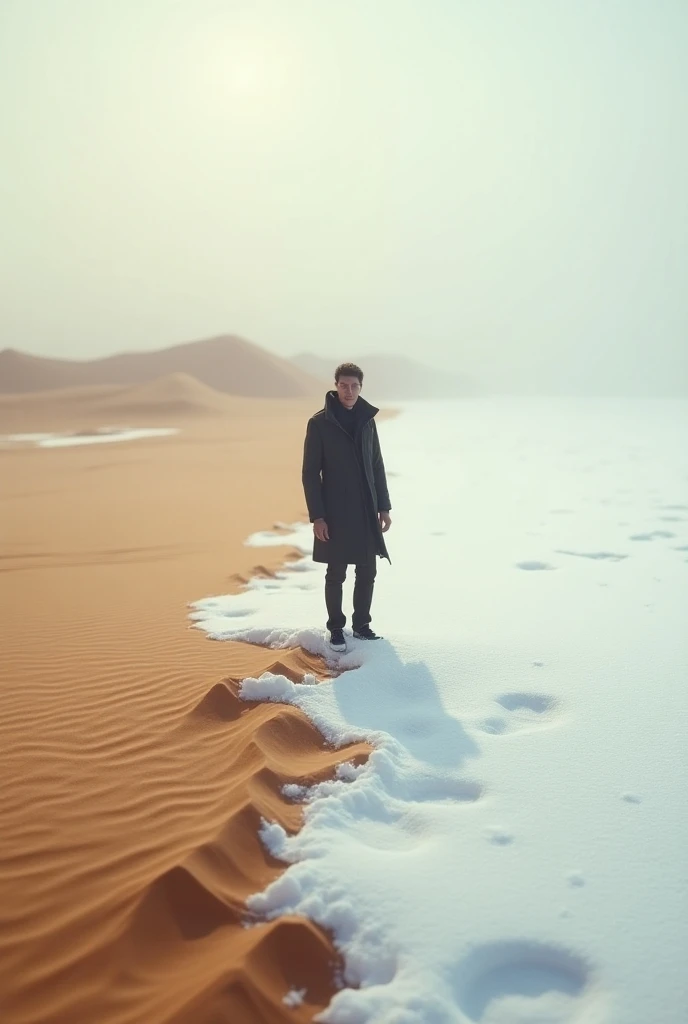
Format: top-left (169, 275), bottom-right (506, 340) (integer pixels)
top-left (1, 386), bottom-right (371, 1024)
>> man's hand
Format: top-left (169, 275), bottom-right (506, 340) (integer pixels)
top-left (379, 511), bottom-right (392, 533)
top-left (313, 518), bottom-right (329, 542)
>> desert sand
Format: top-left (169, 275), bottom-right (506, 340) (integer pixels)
top-left (0, 377), bottom-right (371, 1023)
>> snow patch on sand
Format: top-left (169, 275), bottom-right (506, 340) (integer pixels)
top-left (2, 426), bottom-right (178, 447)
top-left (191, 397), bottom-right (688, 1023)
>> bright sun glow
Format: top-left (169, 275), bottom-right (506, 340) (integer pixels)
top-left (228, 59), bottom-right (266, 95)
top-left (190, 28), bottom-right (301, 104)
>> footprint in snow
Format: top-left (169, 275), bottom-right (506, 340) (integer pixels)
top-left (479, 717), bottom-right (509, 735)
top-left (484, 826), bottom-right (514, 846)
top-left (498, 692), bottom-right (557, 714)
top-left (453, 939), bottom-right (600, 1024)
top-left (477, 693), bottom-right (560, 736)
top-left (629, 530), bottom-right (675, 541)
top-left (556, 549), bottom-right (628, 561)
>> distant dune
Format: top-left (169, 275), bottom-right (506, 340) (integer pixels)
top-left (0, 335), bottom-right (324, 398)
top-left (0, 372), bottom-right (320, 435)
top-left (96, 372), bottom-right (237, 419)
top-left (291, 352), bottom-right (476, 399)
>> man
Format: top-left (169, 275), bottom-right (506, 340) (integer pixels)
top-left (302, 362), bottom-right (392, 652)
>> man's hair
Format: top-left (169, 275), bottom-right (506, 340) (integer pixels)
top-left (334, 362), bottom-right (363, 384)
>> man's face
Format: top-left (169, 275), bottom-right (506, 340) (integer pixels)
top-left (336, 375), bottom-right (361, 408)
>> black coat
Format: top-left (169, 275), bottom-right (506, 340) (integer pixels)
top-left (302, 392), bottom-right (391, 565)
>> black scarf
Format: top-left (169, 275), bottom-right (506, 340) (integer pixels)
top-left (332, 396), bottom-right (362, 438)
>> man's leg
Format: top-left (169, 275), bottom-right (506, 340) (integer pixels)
top-left (325, 562), bottom-right (347, 631)
top-left (352, 557), bottom-right (377, 633)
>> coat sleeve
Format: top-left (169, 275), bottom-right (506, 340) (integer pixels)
top-left (372, 421), bottom-right (391, 512)
top-left (302, 418), bottom-right (326, 522)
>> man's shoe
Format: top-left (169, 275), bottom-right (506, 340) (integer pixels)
top-left (352, 626), bottom-right (382, 640)
top-left (329, 628), bottom-right (347, 652)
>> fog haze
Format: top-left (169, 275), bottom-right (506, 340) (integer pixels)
top-left (1, 0), bottom-right (686, 394)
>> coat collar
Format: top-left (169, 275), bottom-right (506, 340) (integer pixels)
top-left (324, 390), bottom-right (379, 425)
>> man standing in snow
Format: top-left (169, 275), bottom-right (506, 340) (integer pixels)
top-left (302, 363), bottom-right (392, 652)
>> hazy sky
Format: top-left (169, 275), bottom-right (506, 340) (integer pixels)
top-left (1, 0), bottom-right (686, 393)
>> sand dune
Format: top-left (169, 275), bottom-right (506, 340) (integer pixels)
top-left (0, 334), bottom-right (324, 398)
top-left (1, 394), bottom-right (362, 1023)
top-left (0, 374), bottom-right (327, 437)
top-left (96, 372), bottom-right (239, 419)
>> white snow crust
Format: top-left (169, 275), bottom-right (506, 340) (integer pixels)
top-left (191, 398), bottom-right (688, 1023)
top-left (2, 427), bottom-right (178, 447)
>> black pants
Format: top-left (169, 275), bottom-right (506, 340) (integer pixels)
top-left (325, 557), bottom-right (377, 632)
